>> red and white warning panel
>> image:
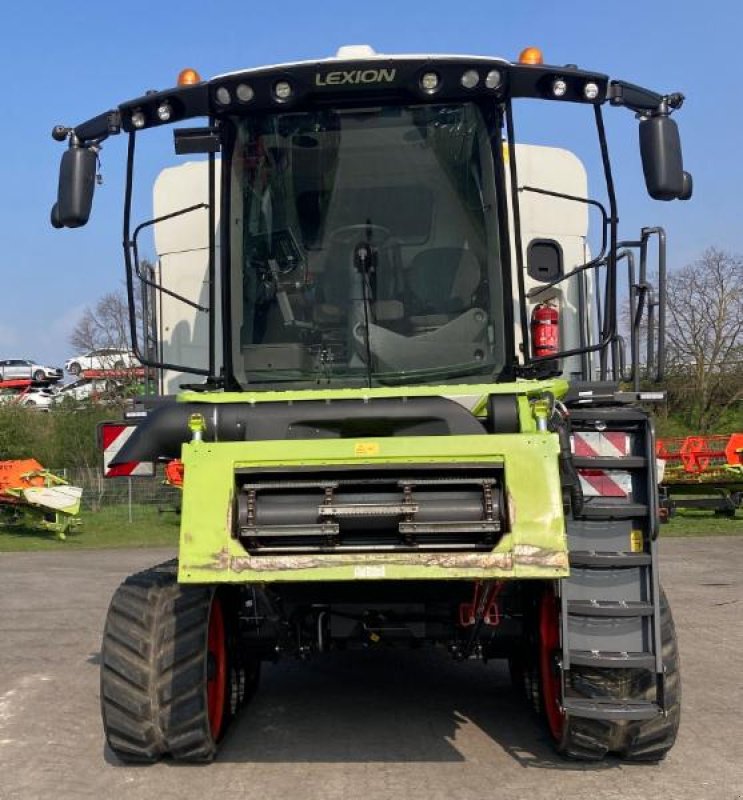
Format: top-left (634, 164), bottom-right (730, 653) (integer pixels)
top-left (99, 422), bottom-right (155, 478)
top-left (572, 431), bottom-right (633, 498)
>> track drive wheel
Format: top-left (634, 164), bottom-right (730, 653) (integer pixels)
top-left (537, 583), bottom-right (681, 761)
top-left (100, 561), bottom-right (257, 763)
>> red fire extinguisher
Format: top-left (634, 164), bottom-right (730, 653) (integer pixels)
top-left (531, 302), bottom-right (559, 358)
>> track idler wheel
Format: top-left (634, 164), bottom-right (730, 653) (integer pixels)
top-left (538, 587), bottom-right (565, 742)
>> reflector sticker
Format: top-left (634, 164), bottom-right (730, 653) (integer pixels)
top-left (101, 423), bottom-right (155, 478)
top-left (572, 431), bottom-right (632, 497)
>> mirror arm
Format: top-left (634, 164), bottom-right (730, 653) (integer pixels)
top-left (608, 80), bottom-right (684, 118)
top-left (52, 110), bottom-right (121, 148)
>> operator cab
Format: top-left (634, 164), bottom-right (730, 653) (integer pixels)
top-left (51, 44), bottom-right (692, 394)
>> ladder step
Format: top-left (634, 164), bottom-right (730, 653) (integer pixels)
top-left (578, 502), bottom-right (648, 520)
top-left (569, 551), bottom-right (651, 568)
top-left (568, 600), bottom-right (654, 618)
top-left (563, 698), bottom-right (661, 721)
top-left (572, 456), bottom-right (647, 470)
top-left (569, 649), bottom-right (656, 669)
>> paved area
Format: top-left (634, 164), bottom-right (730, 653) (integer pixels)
top-left (1, 539), bottom-right (741, 800)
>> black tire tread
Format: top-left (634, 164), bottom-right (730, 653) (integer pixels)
top-left (100, 560), bottom-right (218, 763)
top-left (621, 592), bottom-right (681, 761)
top-left (556, 587), bottom-right (680, 761)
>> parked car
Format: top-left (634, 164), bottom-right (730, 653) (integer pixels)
top-left (0, 358), bottom-right (63, 383)
top-left (18, 387), bottom-right (57, 409)
top-left (52, 378), bottom-right (129, 406)
top-left (53, 379), bottom-right (94, 403)
top-left (0, 385), bottom-right (57, 409)
top-left (64, 348), bottom-right (140, 375)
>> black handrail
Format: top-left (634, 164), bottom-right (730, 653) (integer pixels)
top-left (511, 105), bottom-right (619, 380)
top-left (505, 99), bottom-right (531, 361)
top-left (521, 186), bottom-right (609, 300)
top-left (122, 131), bottom-right (211, 377)
top-left (595, 105), bottom-right (619, 381)
top-left (643, 227), bottom-right (667, 382)
top-left (617, 227), bottom-right (667, 385)
top-left (131, 204), bottom-right (210, 312)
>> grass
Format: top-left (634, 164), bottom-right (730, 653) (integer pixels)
top-left (0, 503), bottom-right (740, 552)
top-left (661, 508), bottom-right (743, 537)
top-left (0, 504), bottom-right (180, 552)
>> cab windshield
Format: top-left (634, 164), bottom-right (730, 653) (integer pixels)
top-left (230, 102), bottom-right (505, 387)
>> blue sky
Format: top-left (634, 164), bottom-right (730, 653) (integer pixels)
top-left (1, 0), bottom-right (739, 365)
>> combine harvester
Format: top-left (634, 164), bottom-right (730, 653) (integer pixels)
top-left (51, 44), bottom-right (691, 762)
top-left (657, 433), bottom-right (743, 517)
top-left (0, 459), bottom-right (82, 538)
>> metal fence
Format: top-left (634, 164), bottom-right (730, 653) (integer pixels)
top-left (55, 466), bottom-right (181, 517)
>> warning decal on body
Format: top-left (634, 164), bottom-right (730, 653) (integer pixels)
top-left (99, 422), bottom-right (155, 478)
top-left (572, 431), bottom-right (633, 498)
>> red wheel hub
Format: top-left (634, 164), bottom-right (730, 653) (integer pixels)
top-left (206, 595), bottom-right (227, 740)
top-left (538, 587), bottom-right (565, 740)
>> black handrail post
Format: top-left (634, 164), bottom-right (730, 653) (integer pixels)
top-left (657, 228), bottom-right (667, 382)
top-left (122, 132), bottom-right (141, 364)
top-left (641, 227), bottom-right (667, 382)
top-left (207, 123), bottom-right (216, 378)
top-left (594, 106), bottom-right (619, 383)
top-left (619, 249), bottom-right (639, 390)
top-left (505, 100), bottom-right (530, 364)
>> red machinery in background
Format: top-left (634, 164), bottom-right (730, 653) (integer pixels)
top-left (656, 433), bottom-right (743, 517)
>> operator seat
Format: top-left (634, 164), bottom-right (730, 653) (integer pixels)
top-left (405, 247), bottom-right (483, 328)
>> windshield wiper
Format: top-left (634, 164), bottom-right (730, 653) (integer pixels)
top-left (353, 234), bottom-right (377, 389)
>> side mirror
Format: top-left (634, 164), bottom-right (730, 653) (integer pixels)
top-left (50, 203), bottom-right (64, 229)
top-left (639, 115), bottom-right (689, 201)
top-left (679, 170), bottom-right (693, 201)
top-left (54, 147), bottom-right (97, 227)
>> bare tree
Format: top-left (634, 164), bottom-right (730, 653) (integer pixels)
top-left (664, 248), bottom-right (743, 431)
top-left (70, 290), bottom-right (130, 352)
top-left (70, 262), bottom-right (156, 354)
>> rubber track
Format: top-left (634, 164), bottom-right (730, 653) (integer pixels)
top-left (557, 587), bottom-right (681, 761)
top-left (100, 560), bottom-right (218, 763)
top-left (621, 589), bottom-right (681, 761)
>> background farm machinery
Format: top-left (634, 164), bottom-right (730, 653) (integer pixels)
top-left (0, 459), bottom-right (83, 538)
top-left (657, 433), bottom-right (743, 517)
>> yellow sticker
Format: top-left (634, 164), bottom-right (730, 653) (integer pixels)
top-left (630, 530), bottom-right (644, 552)
top-left (354, 442), bottom-right (380, 457)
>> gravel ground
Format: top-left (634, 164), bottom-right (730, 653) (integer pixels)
top-left (0, 538), bottom-right (741, 800)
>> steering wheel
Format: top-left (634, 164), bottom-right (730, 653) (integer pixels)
top-left (328, 223), bottom-right (392, 245)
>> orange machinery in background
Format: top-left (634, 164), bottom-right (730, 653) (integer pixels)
top-left (656, 433), bottom-right (743, 517)
top-left (0, 459), bottom-right (83, 538)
